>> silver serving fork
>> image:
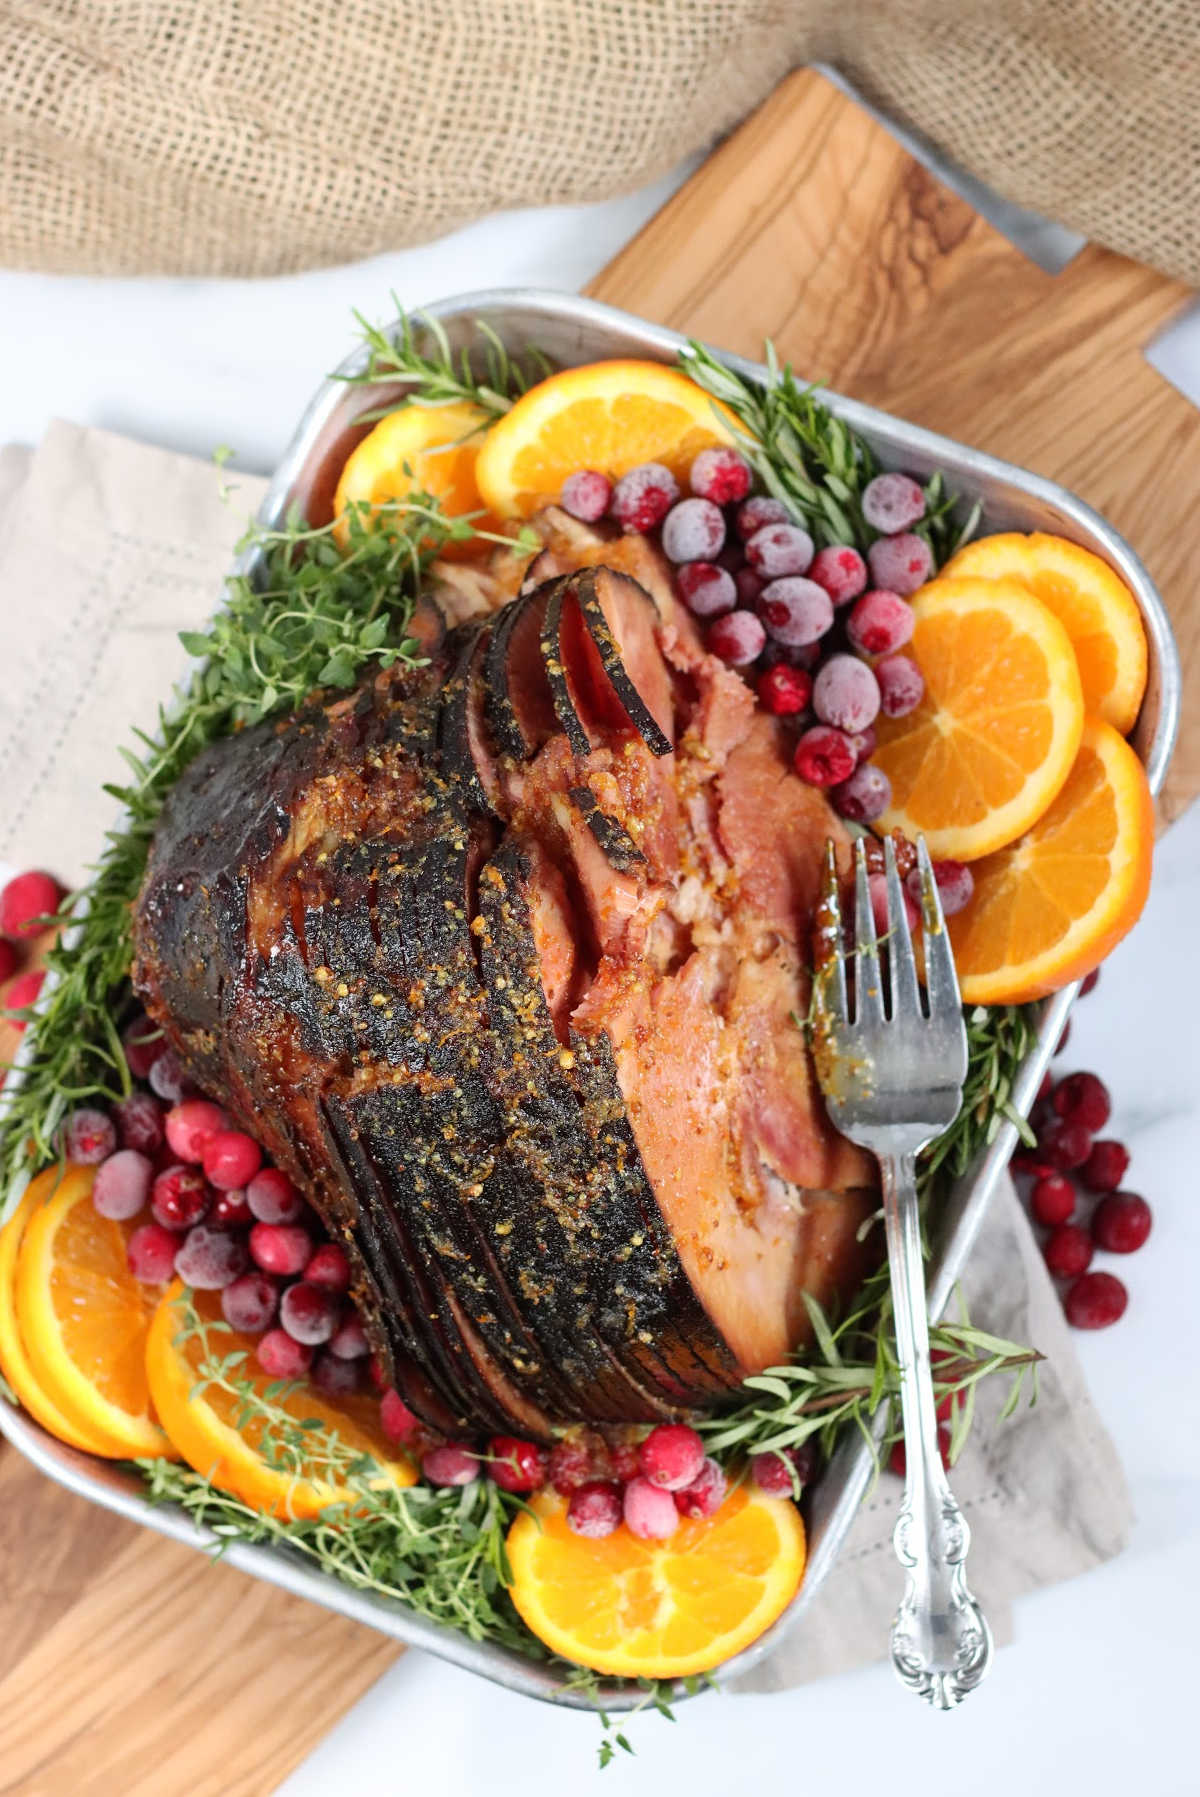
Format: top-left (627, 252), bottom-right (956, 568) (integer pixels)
top-left (811, 834), bottom-right (992, 1709)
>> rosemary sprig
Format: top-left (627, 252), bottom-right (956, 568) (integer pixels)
top-left (338, 302), bottom-right (551, 417)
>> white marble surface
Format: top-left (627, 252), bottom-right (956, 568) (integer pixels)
top-left (2, 176), bottom-right (1199, 1797)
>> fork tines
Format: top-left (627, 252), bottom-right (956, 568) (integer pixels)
top-left (817, 836), bottom-right (962, 1028)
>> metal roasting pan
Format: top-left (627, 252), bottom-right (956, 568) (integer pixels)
top-left (0, 290), bottom-right (1181, 1711)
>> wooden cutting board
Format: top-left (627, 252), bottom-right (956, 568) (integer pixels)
top-left (1, 65), bottom-right (1195, 1797)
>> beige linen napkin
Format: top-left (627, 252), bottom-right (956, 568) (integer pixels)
top-left (0, 421), bottom-right (1133, 1686)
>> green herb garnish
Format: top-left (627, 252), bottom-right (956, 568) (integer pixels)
top-left (339, 301), bottom-right (551, 417)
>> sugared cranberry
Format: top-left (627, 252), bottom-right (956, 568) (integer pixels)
top-left (279, 1280), bottom-right (338, 1345)
top-left (60, 1107), bottom-right (117, 1165)
top-left (758, 576), bottom-right (832, 646)
top-left (246, 1166), bottom-right (304, 1224)
top-left (423, 1444), bottom-right (480, 1487)
top-left (867, 532), bottom-right (932, 596)
top-left (114, 1091), bottom-right (164, 1155)
top-left (868, 871), bottom-right (919, 937)
top-left (1039, 1118), bottom-right (1093, 1173)
top-left (1081, 1139), bottom-right (1130, 1193)
top-left (0, 870), bottom-right (64, 938)
top-left (708, 609), bottom-right (766, 667)
top-left (638, 1423), bottom-right (705, 1491)
top-left (862, 473), bottom-right (926, 535)
top-left (676, 561), bottom-right (736, 617)
top-left (736, 495), bottom-right (789, 539)
top-left (794, 725), bottom-right (857, 788)
top-left (328, 1312), bottom-right (370, 1359)
top-left (848, 724), bottom-right (877, 766)
top-left (611, 463), bottom-right (679, 534)
top-left (689, 446), bottom-right (752, 505)
top-left (121, 1015), bottom-right (162, 1079)
top-left (151, 1164), bottom-right (212, 1231)
top-left (606, 1437), bottom-right (642, 1484)
top-left (174, 1224), bottom-right (249, 1290)
top-left (813, 654), bottom-right (881, 734)
top-left (745, 522), bottom-right (814, 578)
top-left (560, 469), bottom-right (612, 522)
top-left (312, 1351), bottom-right (362, 1398)
top-left (1080, 968), bottom-right (1101, 997)
top-left (1043, 1223), bottom-right (1094, 1280)
top-left (221, 1271), bottom-right (280, 1333)
top-left (674, 1456), bottom-right (726, 1519)
top-left (750, 1444), bottom-right (818, 1497)
top-left (488, 1436), bottom-right (549, 1493)
top-left (548, 1434), bottom-right (601, 1494)
top-left (832, 763), bottom-right (892, 824)
top-left (249, 1221), bottom-right (314, 1276)
top-left (756, 664), bottom-right (812, 716)
top-left (256, 1328), bottom-right (312, 1378)
top-left (380, 1388), bottom-right (419, 1443)
top-left (567, 1481), bottom-right (623, 1538)
top-left (808, 544), bottom-right (868, 606)
top-left (847, 589), bottom-right (915, 657)
top-left (202, 1129), bottom-right (262, 1191)
top-left (1092, 1191), bottom-right (1152, 1254)
top-left (211, 1189), bottom-right (253, 1228)
top-left (875, 654), bottom-right (926, 717)
top-left (1031, 1173), bottom-right (1076, 1227)
top-left (1052, 1072), bottom-right (1111, 1133)
top-left (662, 496), bottom-right (725, 563)
top-left (92, 1148), bottom-right (153, 1220)
top-left (164, 1099), bottom-right (228, 1165)
top-left (127, 1221), bottom-right (180, 1283)
top-left (148, 1049), bottom-right (191, 1104)
top-left (623, 1476), bottom-right (680, 1540)
top-left (305, 1242), bottom-right (352, 1292)
top-left (5, 969), bottom-right (45, 1026)
top-left (1064, 1270), bottom-right (1127, 1329)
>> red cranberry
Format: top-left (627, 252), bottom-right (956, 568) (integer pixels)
top-left (164, 1099), bottom-right (228, 1165)
top-left (868, 871), bottom-right (919, 937)
top-left (488, 1436), bottom-right (549, 1493)
top-left (1052, 1072), bottom-right (1111, 1133)
top-left (127, 1221), bottom-right (179, 1283)
top-left (202, 1129), bottom-right (262, 1191)
top-left (606, 1437), bottom-right (642, 1484)
top-left (305, 1242), bottom-right (351, 1292)
top-left (380, 1388), bottom-right (420, 1443)
top-left (875, 653), bottom-right (926, 717)
top-left (831, 763), bottom-right (892, 825)
top-left (1080, 968), bottom-right (1101, 996)
top-left (0, 940), bottom-right (15, 984)
top-left (121, 1015), bottom-right (163, 1079)
top-left (221, 1271), bottom-right (280, 1332)
top-left (4, 968), bottom-right (45, 1026)
top-left (0, 869), bottom-right (64, 938)
top-left (756, 664), bottom-right (812, 715)
top-left (611, 463), bottom-right (678, 534)
top-left (1092, 1191), bottom-right (1152, 1253)
top-left (114, 1091), bottom-right (165, 1155)
top-left (1043, 1223), bottom-right (1094, 1280)
top-left (1031, 1173), bottom-right (1075, 1227)
top-left (674, 1456), bottom-right (726, 1519)
top-left (92, 1149), bottom-right (154, 1220)
top-left (1011, 1148), bottom-right (1054, 1179)
top-left (794, 725), bottom-right (856, 788)
top-left (312, 1351), bottom-right (362, 1398)
top-left (1081, 1139), bottom-right (1130, 1193)
top-left (174, 1224), bottom-right (249, 1290)
top-left (548, 1434), bottom-right (599, 1494)
top-left (248, 1221), bottom-right (313, 1276)
top-left (907, 859), bottom-right (975, 918)
top-left (1038, 1071), bottom-right (1054, 1103)
top-left (808, 543), bottom-right (868, 606)
top-left (256, 1328), bottom-right (312, 1378)
top-left (676, 561), bottom-right (736, 617)
top-left (1039, 1118), bottom-right (1093, 1173)
top-left (889, 1426), bottom-right (951, 1478)
top-left (638, 1423), bottom-right (705, 1491)
top-left (151, 1164), bottom-right (212, 1231)
top-left (423, 1444), bottom-right (480, 1487)
top-left (1064, 1270), bottom-right (1127, 1329)
top-left (246, 1166), bottom-right (304, 1224)
top-left (560, 469), bottom-right (612, 522)
top-left (60, 1107), bottom-right (117, 1165)
top-left (567, 1481), bottom-right (623, 1539)
top-left (735, 495), bottom-right (789, 539)
top-left (328, 1312), bottom-right (370, 1359)
top-left (689, 446), bottom-right (752, 505)
top-left (211, 1188), bottom-right (253, 1228)
top-left (750, 1446), bottom-right (816, 1497)
top-left (1055, 1019), bottom-right (1071, 1055)
top-left (368, 1354), bottom-right (388, 1393)
top-left (623, 1476), bottom-right (680, 1540)
top-left (279, 1280), bottom-right (339, 1345)
top-left (734, 565), bottom-right (764, 608)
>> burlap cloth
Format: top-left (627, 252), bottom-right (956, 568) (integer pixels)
top-left (0, 419), bottom-right (1134, 1684)
top-left (0, 3), bottom-right (1196, 284)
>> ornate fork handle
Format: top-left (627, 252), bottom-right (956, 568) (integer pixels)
top-left (880, 1150), bottom-right (993, 1709)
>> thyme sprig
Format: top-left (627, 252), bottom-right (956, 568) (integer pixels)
top-left (339, 302), bottom-right (551, 417)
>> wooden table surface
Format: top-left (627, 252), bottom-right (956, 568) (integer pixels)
top-left (2, 65), bottom-right (1195, 1797)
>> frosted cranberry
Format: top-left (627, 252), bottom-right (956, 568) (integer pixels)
top-left (249, 1221), bottom-right (313, 1276)
top-left (121, 1015), bottom-right (162, 1079)
top-left (1080, 968), bottom-right (1101, 997)
top-left (279, 1279), bottom-right (338, 1345)
top-left (638, 1423), bottom-right (705, 1491)
top-left (548, 1435), bottom-right (600, 1494)
top-left (907, 859), bottom-right (975, 918)
top-left (246, 1166), bottom-right (303, 1224)
top-left (733, 566), bottom-right (764, 608)
top-left (221, 1271), bottom-right (279, 1332)
top-left (759, 577), bottom-right (833, 648)
top-left (868, 872), bottom-right (919, 937)
top-left (1031, 1173), bottom-right (1075, 1227)
top-left (689, 446), bottom-right (752, 505)
top-left (889, 1427), bottom-right (951, 1478)
top-left (606, 1437), bottom-right (642, 1484)
top-left (174, 1224), bottom-right (248, 1290)
top-left (875, 654), bottom-right (926, 717)
top-left (148, 1049), bottom-right (191, 1104)
top-left (611, 463), bottom-right (678, 533)
top-left (813, 654), bottom-right (881, 733)
top-left (794, 725), bottom-right (856, 788)
top-left (567, 1481), bottom-right (622, 1539)
top-left (708, 609), bottom-right (766, 667)
top-left (312, 1351), bottom-right (362, 1398)
top-left (808, 544), bottom-right (868, 606)
top-left (1092, 1191), bottom-right (1152, 1253)
top-left (1052, 1072), bottom-right (1111, 1133)
top-left (848, 724), bottom-right (877, 766)
top-left (0, 869), bottom-right (64, 938)
top-left (203, 1130), bottom-right (262, 1191)
top-left (676, 561), bottom-right (736, 617)
top-left (211, 1189), bottom-right (252, 1228)
top-left (746, 522), bottom-right (815, 578)
top-left (867, 532), bottom-right (933, 596)
top-left (488, 1436), bottom-right (549, 1493)
top-left (623, 1476), bottom-right (680, 1540)
top-left (736, 495), bottom-right (789, 539)
top-left (93, 1149), bottom-right (153, 1220)
top-left (674, 1456), bottom-right (726, 1519)
top-left (1064, 1270), bottom-right (1127, 1329)
top-left (114, 1091), bottom-right (164, 1155)
top-left (305, 1242), bottom-right (351, 1292)
top-left (862, 472), bottom-right (926, 534)
top-left (165, 1099), bottom-right (228, 1165)
top-left (1039, 1119), bottom-right (1092, 1173)
top-left (560, 469), bottom-right (612, 522)
top-left (1081, 1139), bottom-right (1129, 1193)
top-left (60, 1107), bottom-right (116, 1165)
top-left (256, 1328), bottom-right (312, 1378)
top-left (328, 1312), bottom-right (370, 1359)
top-left (5, 969), bottom-right (45, 1026)
top-left (0, 940), bottom-right (15, 983)
top-left (662, 496), bottom-right (726, 563)
top-left (151, 1164), bottom-right (211, 1231)
top-left (751, 1449), bottom-right (802, 1497)
top-left (127, 1221), bottom-right (179, 1283)
top-left (380, 1388), bottom-right (420, 1442)
top-left (832, 762), bottom-right (892, 824)
top-left (757, 664), bottom-right (812, 715)
top-left (847, 589), bottom-right (915, 657)
top-left (423, 1444), bottom-right (480, 1487)
top-left (1043, 1223), bottom-right (1094, 1280)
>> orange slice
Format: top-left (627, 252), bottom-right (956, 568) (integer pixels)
top-left (14, 1164), bottom-right (174, 1459)
top-left (874, 575), bottom-right (1085, 860)
top-left (505, 1484), bottom-right (805, 1679)
top-left (333, 400), bottom-right (500, 559)
top-left (943, 532), bottom-right (1148, 735)
top-left (473, 360), bottom-right (736, 519)
top-left (948, 717), bottom-right (1154, 1004)
top-left (0, 1171), bottom-right (122, 1455)
top-left (146, 1281), bottom-right (415, 1518)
